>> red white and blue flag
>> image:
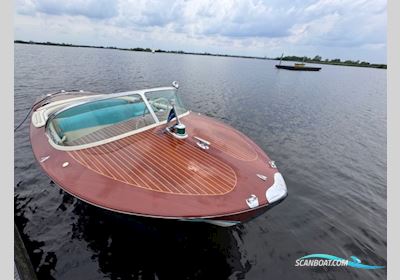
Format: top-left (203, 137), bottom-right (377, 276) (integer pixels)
top-left (167, 107), bottom-right (177, 122)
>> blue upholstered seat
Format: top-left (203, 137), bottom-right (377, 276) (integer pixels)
top-left (55, 102), bottom-right (146, 133)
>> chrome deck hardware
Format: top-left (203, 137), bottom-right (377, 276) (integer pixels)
top-left (172, 81), bottom-right (179, 89)
top-left (194, 136), bottom-right (210, 150)
top-left (39, 156), bottom-right (50, 163)
top-left (256, 174), bottom-right (267, 181)
top-left (246, 194), bottom-right (259, 208)
top-left (268, 160), bottom-right (277, 168)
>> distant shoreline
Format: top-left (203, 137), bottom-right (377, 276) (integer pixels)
top-left (276, 55), bottom-right (386, 69)
top-left (14, 40), bottom-right (267, 60)
top-left (14, 40), bottom-right (386, 69)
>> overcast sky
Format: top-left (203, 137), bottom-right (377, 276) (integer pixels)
top-left (15, 0), bottom-right (386, 63)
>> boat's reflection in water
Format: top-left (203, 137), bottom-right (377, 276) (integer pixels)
top-left (70, 195), bottom-right (251, 279)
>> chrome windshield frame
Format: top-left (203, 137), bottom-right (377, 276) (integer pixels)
top-left (44, 86), bottom-right (187, 150)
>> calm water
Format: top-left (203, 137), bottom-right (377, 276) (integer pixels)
top-left (14, 44), bottom-right (387, 280)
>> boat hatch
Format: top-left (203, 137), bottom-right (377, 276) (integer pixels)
top-left (45, 88), bottom-right (188, 148)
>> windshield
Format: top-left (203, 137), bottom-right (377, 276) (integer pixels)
top-left (46, 94), bottom-right (155, 146)
top-left (145, 89), bottom-right (187, 122)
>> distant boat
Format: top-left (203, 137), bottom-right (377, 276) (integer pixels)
top-left (275, 64), bottom-right (321, 71)
top-left (275, 53), bottom-right (321, 71)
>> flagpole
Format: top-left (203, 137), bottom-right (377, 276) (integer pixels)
top-left (173, 104), bottom-right (179, 125)
top-left (170, 81), bottom-right (180, 125)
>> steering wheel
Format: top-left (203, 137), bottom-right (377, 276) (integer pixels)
top-left (151, 97), bottom-right (171, 111)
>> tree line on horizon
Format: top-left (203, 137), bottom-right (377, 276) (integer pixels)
top-left (14, 40), bottom-right (386, 69)
top-left (276, 55), bottom-right (386, 69)
top-left (14, 40), bottom-right (264, 60)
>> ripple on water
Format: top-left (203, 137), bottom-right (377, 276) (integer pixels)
top-left (14, 44), bottom-right (386, 280)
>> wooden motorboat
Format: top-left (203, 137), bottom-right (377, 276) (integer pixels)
top-left (30, 82), bottom-right (287, 226)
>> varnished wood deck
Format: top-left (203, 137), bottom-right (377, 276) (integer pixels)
top-left (31, 100), bottom-right (282, 218)
top-left (68, 127), bottom-right (237, 195)
top-left (188, 114), bottom-right (258, 161)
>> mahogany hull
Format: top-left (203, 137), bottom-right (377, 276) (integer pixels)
top-left (30, 94), bottom-right (287, 226)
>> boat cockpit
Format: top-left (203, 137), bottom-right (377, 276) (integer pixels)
top-left (35, 86), bottom-right (188, 150)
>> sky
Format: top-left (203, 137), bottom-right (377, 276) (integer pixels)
top-left (14, 0), bottom-right (387, 63)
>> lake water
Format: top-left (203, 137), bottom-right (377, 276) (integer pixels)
top-left (14, 44), bottom-right (387, 280)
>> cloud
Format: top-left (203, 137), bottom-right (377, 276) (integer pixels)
top-left (14, 0), bottom-right (387, 62)
top-left (181, 1), bottom-right (295, 38)
top-left (16, 0), bottom-right (118, 19)
top-left (299, 0), bottom-right (386, 47)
